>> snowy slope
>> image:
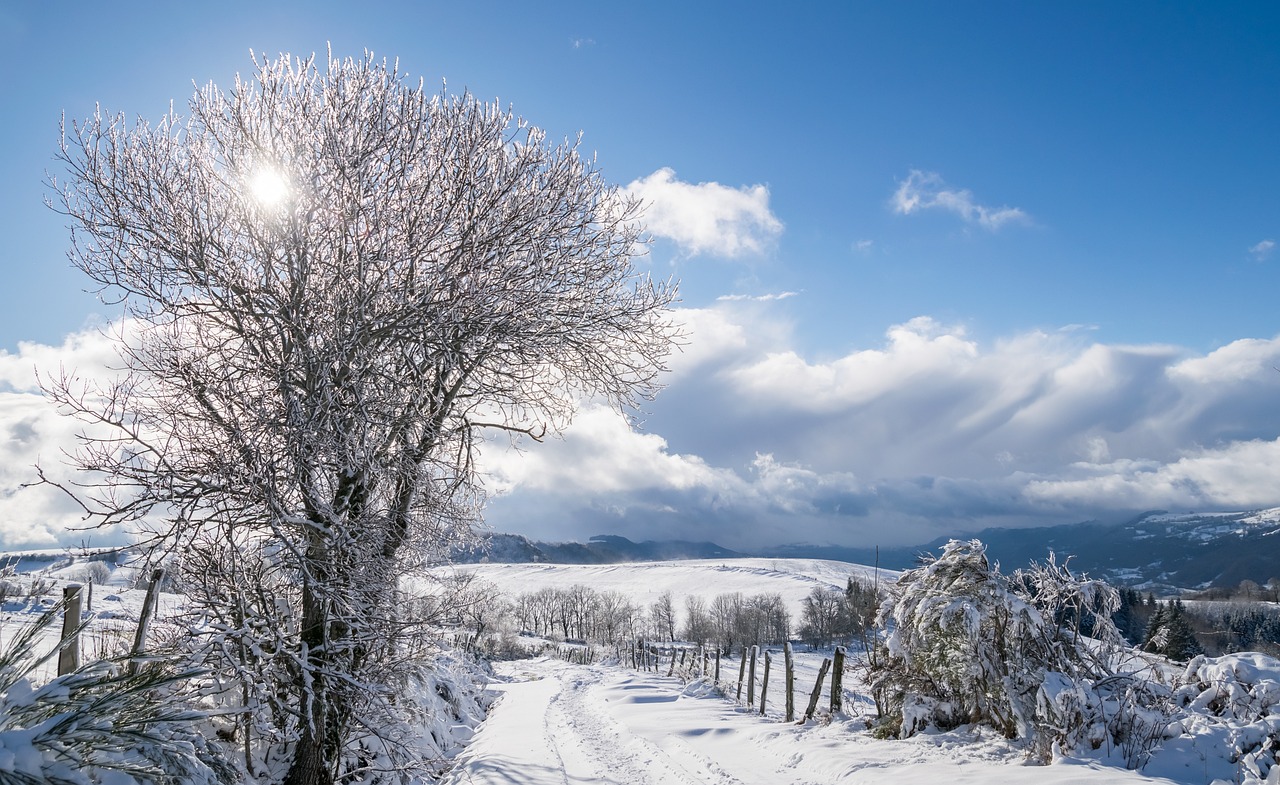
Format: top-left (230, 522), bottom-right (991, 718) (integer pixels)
top-left (447, 557), bottom-right (892, 621)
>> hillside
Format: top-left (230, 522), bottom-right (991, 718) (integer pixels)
top-left (446, 557), bottom-right (889, 622)
top-left (461, 510), bottom-right (1280, 592)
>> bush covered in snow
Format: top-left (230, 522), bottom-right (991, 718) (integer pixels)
top-left (0, 601), bottom-right (234, 784)
top-left (870, 539), bottom-right (1156, 761)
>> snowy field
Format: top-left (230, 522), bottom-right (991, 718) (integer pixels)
top-left (8, 551), bottom-right (1280, 783)
top-left (448, 556), bottom-right (1280, 785)
top-left (448, 557), bottom-right (894, 621)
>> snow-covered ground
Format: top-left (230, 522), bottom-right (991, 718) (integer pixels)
top-left (9, 550), bottom-right (1280, 784)
top-left (450, 557), bottom-right (894, 620)
top-left (444, 657), bottom-right (1193, 785)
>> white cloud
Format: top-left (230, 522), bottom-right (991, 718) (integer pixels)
top-left (480, 306), bottom-right (1280, 547)
top-left (18, 314), bottom-right (1280, 551)
top-left (716, 292), bottom-right (798, 303)
top-left (853, 239), bottom-right (873, 254)
top-left (624, 168), bottom-right (783, 257)
top-left (1025, 438), bottom-right (1280, 510)
top-left (1250, 239), bottom-right (1275, 260)
top-left (892, 170), bottom-right (1029, 230)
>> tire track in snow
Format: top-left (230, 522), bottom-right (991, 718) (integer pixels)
top-left (545, 663), bottom-right (748, 785)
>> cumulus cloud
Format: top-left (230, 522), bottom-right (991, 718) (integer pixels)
top-left (1250, 239), bottom-right (1275, 260)
top-left (482, 305), bottom-right (1280, 548)
top-left (15, 312), bottom-right (1280, 551)
top-left (624, 168), bottom-right (783, 257)
top-left (892, 170), bottom-right (1029, 230)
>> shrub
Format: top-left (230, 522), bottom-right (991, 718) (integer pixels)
top-left (870, 540), bottom-right (1132, 760)
top-left (0, 600), bottom-right (234, 784)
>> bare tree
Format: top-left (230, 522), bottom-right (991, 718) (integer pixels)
top-left (46, 50), bottom-right (675, 784)
top-left (682, 595), bottom-right (714, 646)
top-left (650, 591), bottom-right (677, 642)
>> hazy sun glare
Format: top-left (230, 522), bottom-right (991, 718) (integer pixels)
top-left (248, 167), bottom-right (289, 206)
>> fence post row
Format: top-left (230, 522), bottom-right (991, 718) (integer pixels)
top-left (784, 641), bottom-right (795, 722)
top-left (736, 647), bottom-right (747, 702)
top-left (760, 650), bottom-right (771, 715)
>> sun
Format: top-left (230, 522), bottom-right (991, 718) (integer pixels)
top-left (248, 167), bottom-right (290, 207)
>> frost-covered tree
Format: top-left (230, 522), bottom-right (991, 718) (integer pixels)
top-left (651, 591), bottom-right (677, 642)
top-left (871, 540), bottom-right (1122, 745)
top-left (46, 50), bottom-right (675, 785)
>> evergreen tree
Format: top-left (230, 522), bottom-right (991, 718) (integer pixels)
top-left (1143, 600), bottom-right (1203, 661)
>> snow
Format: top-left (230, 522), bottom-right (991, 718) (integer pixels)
top-left (10, 549), bottom-right (1280, 783)
top-left (443, 657), bottom-right (1188, 785)
top-left (449, 557), bottom-right (893, 620)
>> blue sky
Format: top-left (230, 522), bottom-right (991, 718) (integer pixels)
top-left (2, 2), bottom-right (1280, 550)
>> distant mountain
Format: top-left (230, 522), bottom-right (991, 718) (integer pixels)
top-left (451, 533), bottom-right (743, 564)
top-left (757, 509), bottom-right (1280, 592)
top-left (459, 508), bottom-right (1280, 591)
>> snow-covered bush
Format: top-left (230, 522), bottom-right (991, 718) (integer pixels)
top-left (0, 601), bottom-right (234, 784)
top-left (870, 540), bottom-right (1130, 760)
top-left (330, 651), bottom-right (495, 782)
top-left (1174, 653), bottom-right (1280, 781)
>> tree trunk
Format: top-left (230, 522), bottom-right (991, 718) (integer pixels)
top-left (284, 569), bottom-right (340, 785)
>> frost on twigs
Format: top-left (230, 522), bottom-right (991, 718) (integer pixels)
top-left (0, 599), bottom-right (233, 784)
top-left (46, 48), bottom-right (676, 784)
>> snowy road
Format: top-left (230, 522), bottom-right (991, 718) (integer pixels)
top-left (441, 658), bottom-right (1192, 785)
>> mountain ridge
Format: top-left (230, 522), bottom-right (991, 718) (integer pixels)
top-left (461, 508), bottom-right (1280, 591)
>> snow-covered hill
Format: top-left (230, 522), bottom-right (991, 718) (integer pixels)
top-left (447, 557), bottom-right (892, 621)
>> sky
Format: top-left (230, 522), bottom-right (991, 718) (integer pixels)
top-left (2, 1), bottom-right (1280, 551)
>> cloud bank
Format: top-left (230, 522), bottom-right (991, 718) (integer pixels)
top-left (7, 312), bottom-right (1280, 551)
top-left (482, 304), bottom-right (1280, 549)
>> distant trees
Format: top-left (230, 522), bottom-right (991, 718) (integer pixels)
top-left (682, 595), bottom-right (715, 645)
top-left (499, 584), bottom-right (792, 652)
top-left (509, 585), bottom-right (640, 643)
top-left (705, 592), bottom-right (790, 654)
top-left (650, 592), bottom-right (677, 642)
top-left (48, 50), bottom-right (675, 784)
top-left (798, 577), bottom-right (878, 649)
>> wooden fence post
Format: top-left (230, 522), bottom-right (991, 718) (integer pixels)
top-left (760, 650), bottom-right (771, 715)
top-left (831, 646), bottom-right (846, 714)
top-left (784, 641), bottom-right (795, 722)
top-left (736, 647), bottom-right (747, 702)
top-left (803, 657), bottom-right (832, 722)
top-left (58, 584), bottom-right (83, 676)
top-left (128, 568), bottom-right (165, 675)
top-left (747, 645), bottom-right (758, 707)
top-left (714, 648), bottom-right (721, 684)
